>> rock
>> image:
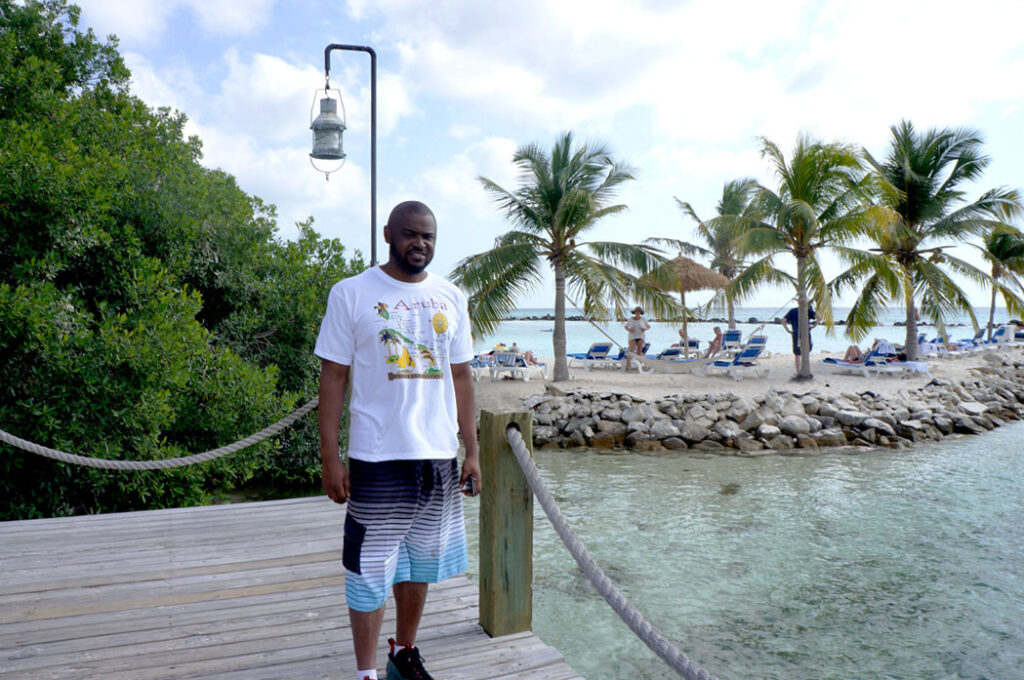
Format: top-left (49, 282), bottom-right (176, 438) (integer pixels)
top-left (836, 410), bottom-right (868, 427)
top-left (589, 431), bottom-right (617, 449)
top-left (817, 401), bottom-right (838, 418)
top-left (735, 438), bottom-right (765, 452)
top-left (814, 427), bottom-right (847, 447)
top-left (692, 440), bottom-right (726, 451)
top-left (781, 396), bottom-right (806, 416)
top-left (756, 423), bottom-right (782, 440)
top-left (545, 383), bottom-right (568, 397)
top-left (779, 415), bottom-right (811, 436)
top-left (861, 418), bottom-right (895, 437)
top-left (649, 420), bottom-right (682, 440)
top-left (765, 434), bottom-right (796, 451)
top-left (739, 409), bottom-right (766, 431)
top-left (597, 420), bottom-right (628, 436)
top-left (713, 420), bottom-right (743, 440)
top-left (678, 423), bottom-right (712, 444)
top-left (953, 417), bottom-right (985, 435)
top-left (796, 434), bottom-right (818, 448)
top-left (932, 415), bottom-right (953, 435)
top-left (533, 426), bottom-right (561, 445)
top-left (662, 437), bottom-right (689, 450)
top-left (959, 401), bottom-right (989, 416)
top-left (626, 420), bottom-right (650, 434)
top-left (624, 431), bottom-right (651, 447)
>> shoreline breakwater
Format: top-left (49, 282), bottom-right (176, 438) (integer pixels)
top-left (522, 351), bottom-right (1024, 453)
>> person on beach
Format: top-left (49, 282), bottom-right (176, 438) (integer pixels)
top-left (509, 342), bottom-right (540, 365)
top-left (782, 305), bottom-right (817, 372)
top-left (624, 306), bottom-right (651, 369)
top-left (316, 200), bottom-right (480, 680)
top-left (703, 326), bottom-right (723, 358)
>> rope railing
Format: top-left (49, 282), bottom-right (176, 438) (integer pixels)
top-left (504, 424), bottom-right (721, 680)
top-left (0, 398), bottom-right (320, 470)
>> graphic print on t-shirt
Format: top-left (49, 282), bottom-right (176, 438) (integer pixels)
top-left (375, 299), bottom-right (450, 381)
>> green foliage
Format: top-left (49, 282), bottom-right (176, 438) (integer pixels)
top-left (733, 134), bottom-right (875, 377)
top-left (454, 131), bottom-right (675, 381)
top-left (0, 0), bottom-right (363, 518)
top-left (843, 120), bottom-right (1024, 357)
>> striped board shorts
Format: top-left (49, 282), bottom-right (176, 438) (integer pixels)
top-left (342, 457), bottom-right (468, 612)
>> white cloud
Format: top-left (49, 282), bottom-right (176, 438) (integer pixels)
top-left (76, 0), bottom-right (274, 44)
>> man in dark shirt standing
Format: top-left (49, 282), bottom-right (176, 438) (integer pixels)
top-left (782, 305), bottom-right (817, 373)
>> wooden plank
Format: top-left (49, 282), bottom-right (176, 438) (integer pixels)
top-left (0, 496), bottom-right (585, 680)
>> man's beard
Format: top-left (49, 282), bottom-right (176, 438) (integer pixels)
top-left (390, 242), bottom-right (432, 275)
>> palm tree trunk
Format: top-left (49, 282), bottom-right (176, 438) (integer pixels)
top-left (726, 291), bottom-right (736, 330)
top-left (903, 266), bottom-right (919, 361)
top-left (552, 259), bottom-right (569, 381)
top-left (796, 255), bottom-right (812, 379)
top-left (987, 282), bottom-right (998, 341)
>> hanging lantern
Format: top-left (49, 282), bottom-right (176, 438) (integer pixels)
top-left (309, 89), bottom-right (346, 178)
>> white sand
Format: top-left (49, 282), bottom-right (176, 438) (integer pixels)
top-left (472, 349), bottom-right (1016, 413)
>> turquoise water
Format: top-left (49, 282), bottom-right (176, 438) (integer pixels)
top-left (464, 423), bottom-right (1024, 680)
top-left (475, 306), bottom-right (1015, 357)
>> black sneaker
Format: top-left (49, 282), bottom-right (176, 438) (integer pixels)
top-left (385, 638), bottom-right (434, 680)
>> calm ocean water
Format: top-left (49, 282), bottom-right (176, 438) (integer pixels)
top-left (463, 423), bottom-right (1024, 680)
top-left (473, 306), bottom-right (1014, 357)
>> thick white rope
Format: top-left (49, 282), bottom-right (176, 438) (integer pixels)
top-left (0, 398), bottom-right (319, 470)
top-left (505, 425), bottom-right (721, 680)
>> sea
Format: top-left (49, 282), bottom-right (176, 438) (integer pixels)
top-left (460, 304), bottom-right (1023, 679)
top-left (463, 424), bottom-right (1024, 680)
top-left (471, 306), bottom-right (1014, 357)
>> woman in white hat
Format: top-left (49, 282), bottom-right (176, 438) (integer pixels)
top-left (624, 306), bottom-right (650, 369)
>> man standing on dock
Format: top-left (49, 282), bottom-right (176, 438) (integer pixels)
top-left (316, 200), bottom-right (481, 680)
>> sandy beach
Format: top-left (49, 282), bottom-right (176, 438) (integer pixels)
top-left (473, 349), bottom-right (1012, 413)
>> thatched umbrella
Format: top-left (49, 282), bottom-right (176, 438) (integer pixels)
top-left (662, 255), bottom-right (730, 357)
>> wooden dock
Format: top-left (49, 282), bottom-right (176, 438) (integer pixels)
top-left (0, 496), bottom-right (584, 680)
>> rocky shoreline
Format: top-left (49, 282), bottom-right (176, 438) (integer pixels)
top-left (523, 351), bottom-right (1024, 453)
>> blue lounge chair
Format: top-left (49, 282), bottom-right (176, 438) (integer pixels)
top-left (607, 342), bottom-right (651, 372)
top-left (567, 342), bottom-right (614, 371)
top-left (720, 329), bottom-right (743, 356)
top-left (821, 343), bottom-right (901, 378)
top-left (696, 344), bottom-right (769, 381)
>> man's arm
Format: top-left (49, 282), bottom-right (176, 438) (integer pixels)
top-left (451, 362), bottom-right (480, 495)
top-left (318, 359), bottom-right (351, 504)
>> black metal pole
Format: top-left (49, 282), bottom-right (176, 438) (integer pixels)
top-left (323, 44), bottom-right (377, 266)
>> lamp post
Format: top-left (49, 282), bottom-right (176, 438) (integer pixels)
top-left (310, 44), bottom-right (377, 266)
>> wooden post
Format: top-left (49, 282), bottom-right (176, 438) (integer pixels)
top-left (478, 409), bottom-right (533, 637)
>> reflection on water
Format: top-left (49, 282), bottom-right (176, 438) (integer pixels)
top-left (464, 424), bottom-right (1024, 680)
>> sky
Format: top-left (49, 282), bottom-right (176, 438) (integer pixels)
top-left (75, 0), bottom-right (1024, 310)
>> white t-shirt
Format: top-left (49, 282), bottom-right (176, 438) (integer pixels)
top-left (314, 266), bottom-right (474, 462)
top-left (624, 317), bottom-right (650, 340)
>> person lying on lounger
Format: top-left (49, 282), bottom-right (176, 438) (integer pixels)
top-left (842, 338), bottom-right (896, 363)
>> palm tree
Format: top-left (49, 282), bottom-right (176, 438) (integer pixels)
top-left (851, 120), bottom-right (1023, 359)
top-left (648, 178), bottom-right (759, 329)
top-left (452, 131), bottom-right (676, 381)
top-left (733, 134), bottom-right (875, 380)
top-left (977, 227), bottom-right (1024, 339)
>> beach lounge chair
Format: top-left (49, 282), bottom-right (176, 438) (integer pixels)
top-left (695, 344), bottom-right (769, 381)
top-left (567, 342), bottom-right (613, 371)
top-left (469, 354), bottom-right (493, 382)
top-left (720, 329), bottom-right (743, 356)
top-left (647, 349), bottom-right (713, 374)
top-left (820, 343), bottom-right (902, 378)
top-left (607, 343), bottom-right (651, 372)
top-left (489, 351), bottom-right (546, 381)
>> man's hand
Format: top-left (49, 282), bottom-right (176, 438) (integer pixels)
top-left (322, 458), bottom-right (350, 504)
top-left (460, 453), bottom-right (481, 497)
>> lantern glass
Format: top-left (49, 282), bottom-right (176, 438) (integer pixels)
top-left (310, 96), bottom-right (346, 160)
